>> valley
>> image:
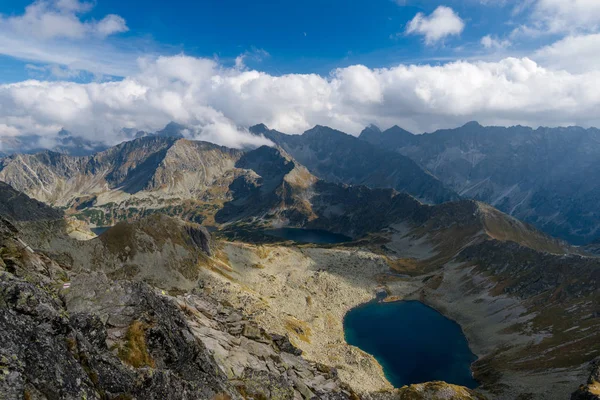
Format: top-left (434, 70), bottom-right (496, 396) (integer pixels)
top-left (3, 1), bottom-right (600, 398)
top-left (0, 127), bottom-right (598, 400)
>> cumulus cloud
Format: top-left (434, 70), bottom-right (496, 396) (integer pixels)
top-left (481, 35), bottom-right (511, 49)
top-left (406, 6), bottom-right (465, 45)
top-left (94, 14), bottom-right (128, 38)
top-left (234, 47), bottom-right (270, 70)
top-left (531, 0), bottom-right (600, 34)
top-left (534, 33), bottom-right (600, 73)
top-left (513, 0), bottom-right (600, 39)
top-left (1, 55), bottom-right (600, 149)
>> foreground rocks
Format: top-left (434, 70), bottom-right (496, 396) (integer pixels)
top-left (571, 358), bottom-right (600, 400)
top-left (0, 217), bottom-right (360, 400)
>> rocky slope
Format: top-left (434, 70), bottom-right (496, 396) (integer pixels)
top-left (1, 132), bottom-right (598, 400)
top-left (360, 122), bottom-right (600, 245)
top-left (0, 185), bottom-right (494, 400)
top-left (250, 124), bottom-right (458, 205)
top-left (0, 182), bottom-right (62, 223)
top-left (571, 358), bottom-right (600, 399)
top-left (0, 202), bottom-right (364, 400)
top-left (0, 136), bottom-right (246, 226)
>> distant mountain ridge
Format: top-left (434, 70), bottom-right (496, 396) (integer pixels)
top-left (0, 132), bottom-right (569, 252)
top-left (0, 122), bottom-right (191, 158)
top-left (250, 124), bottom-right (459, 205)
top-left (360, 121), bottom-right (600, 245)
top-left (6, 119), bottom-right (600, 245)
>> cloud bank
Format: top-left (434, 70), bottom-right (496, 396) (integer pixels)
top-left (1, 54), bottom-right (600, 149)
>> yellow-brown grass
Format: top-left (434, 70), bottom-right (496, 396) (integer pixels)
top-left (118, 320), bottom-right (155, 368)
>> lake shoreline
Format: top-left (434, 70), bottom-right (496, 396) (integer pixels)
top-left (343, 297), bottom-right (479, 389)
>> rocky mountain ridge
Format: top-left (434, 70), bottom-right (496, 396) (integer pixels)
top-left (0, 185), bottom-right (491, 400)
top-left (359, 122), bottom-right (600, 245)
top-left (249, 124), bottom-right (458, 205)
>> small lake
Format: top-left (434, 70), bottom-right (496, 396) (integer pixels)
top-left (91, 226), bottom-right (112, 236)
top-left (344, 300), bottom-right (478, 389)
top-left (262, 228), bottom-right (351, 244)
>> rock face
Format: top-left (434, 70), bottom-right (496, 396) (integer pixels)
top-left (250, 124), bottom-right (458, 205)
top-left (365, 382), bottom-right (487, 400)
top-left (359, 122), bottom-right (600, 245)
top-left (0, 136), bottom-right (243, 206)
top-left (0, 217), bottom-right (236, 400)
top-left (571, 358), bottom-right (600, 400)
top-left (0, 216), bottom-right (360, 400)
top-left (0, 182), bottom-right (62, 222)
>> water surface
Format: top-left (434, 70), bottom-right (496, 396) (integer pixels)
top-left (262, 228), bottom-right (351, 244)
top-left (91, 226), bottom-right (112, 236)
top-left (344, 300), bottom-right (478, 388)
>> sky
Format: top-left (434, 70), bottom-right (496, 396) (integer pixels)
top-left (1, 0), bottom-right (600, 148)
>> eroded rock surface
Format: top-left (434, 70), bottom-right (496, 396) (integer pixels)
top-left (0, 217), bottom-right (360, 400)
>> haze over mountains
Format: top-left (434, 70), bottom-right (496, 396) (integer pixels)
top-left (359, 122), bottom-right (600, 245)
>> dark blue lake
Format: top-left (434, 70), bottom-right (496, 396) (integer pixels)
top-left (262, 228), bottom-right (351, 244)
top-left (91, 226), bottom-right (111, 236)
top-left (344, 300), bottom-right (478, 389)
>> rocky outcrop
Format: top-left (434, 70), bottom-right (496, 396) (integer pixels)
top-left (571, 358), bottom-right (600, 400)
top-left (366, 382), bottom-right (487, 400)
top-left (0, 218), bottom-right (237, 399)
top-left (0, 217), bottom-right (359, 400)
top-left (0, 182), bottom-right (62, 222)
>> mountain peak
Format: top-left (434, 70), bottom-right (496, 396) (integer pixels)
top-left (303, 125), bottom-right (345, 137)
top-left (384, 125), bottom-right (414, 136)
top-left (360, 125), bottom-right (414, 147)
top-left (156, 122), bottom-right (187, 138)
top-left (367, 124), bottom-right (381, 132)
top-left (359, 124), bottom-right (381, 139)
top-left (462, 121), bottom-right (483, 129)
top-left (249, 123), bottom-right (269, 134)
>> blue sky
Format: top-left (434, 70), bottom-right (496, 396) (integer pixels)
top-left (1, 0), bottom-right (600, 148)
top-left (0, 0), bottom-right (554, 81)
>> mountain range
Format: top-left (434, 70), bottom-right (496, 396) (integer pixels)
top-left (10, 119), bottom-right (600, 245)
top-left (359, 122), bottom-right (600, 245)
top-left (0, 122), bottom-right (599, 399)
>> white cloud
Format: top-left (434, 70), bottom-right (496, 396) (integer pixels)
top-left (531, 0), bottom-right (600, 34)
top-left (406, 6), bottom-right (465, 45)
top-left (1, 55), bottom-right (600, 149)
top-left (54, 0), bottom-right (93, 13)
top-left (481, 35), bottom-right (511, 49)
top-left (234, 48), bottom-right (270, 70)
top-left (534, 33), bottom-right (600, 73)
top-left (0, 124), bottom-right (21, 137)
top-left (0, 0), bottom-right (133, 77)
top-left (94, 15), bottom-right (129, 38)
top-left (1, 0), bottom-right (129, 40)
